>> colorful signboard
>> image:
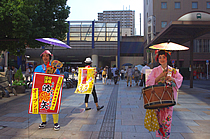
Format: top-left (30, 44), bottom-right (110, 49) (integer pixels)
top-left (28, 72), bottom-right (64, 114)
top-left (74, 67), bottom-right (96, 94)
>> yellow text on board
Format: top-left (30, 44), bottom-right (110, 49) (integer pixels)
top-left (32, 88), bottom-right (39, 114)
top-left (44, 76), bottom-right (52, 84)
top-left (50, 77), bottom-right (63, 110)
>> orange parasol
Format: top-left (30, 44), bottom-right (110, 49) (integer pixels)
top-left (149, 42), bottom-right (189, 50)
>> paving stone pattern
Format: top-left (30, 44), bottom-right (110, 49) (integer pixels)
top-left (98, 85), bottom-right (118, 139)
top-left (0, 80), bottom-right (210, 138)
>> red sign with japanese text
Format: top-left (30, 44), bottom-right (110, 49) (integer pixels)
top-left (28, 72), bottom-right (64, 114)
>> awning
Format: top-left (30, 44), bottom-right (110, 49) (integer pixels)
top-left (145, 21), bottom-right (210, 49)
top-left (145, 21), bottom-right (210, 88)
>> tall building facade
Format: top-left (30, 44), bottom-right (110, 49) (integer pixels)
top-left (98, 10), bottom-right (135, 36)
top-left (144, 0), bottom-right (210, 79)
top-left (144, 0), bottom-right (210, 42)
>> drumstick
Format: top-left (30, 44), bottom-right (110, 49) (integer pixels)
top-left (164, 66), bottom-right (168, 85)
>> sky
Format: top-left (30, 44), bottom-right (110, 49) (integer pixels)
top-left (66, 0), bottom-right (144, 36)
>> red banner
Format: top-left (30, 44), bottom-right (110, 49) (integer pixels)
top-left (28, 72), bottom-right (64, 114)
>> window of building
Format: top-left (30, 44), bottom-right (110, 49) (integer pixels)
top-left (193, 39), bottom-right (202, 52)
top-left (207, 2), bottom-right (210, 8)
top-left (161, 21), bottom-right (167, 28)
top-left (148, 34), bottom-right (151, 42)
top-left (192, 2), bottom-right (198, 9)
top-left (148, 26), bottom-right (151, 33)
top-left (204, 39), bottom-right (210, 52)
top-left (175, 2), bottom-right (181, 9)
top-left (161, 2), bottom-right (167, 9)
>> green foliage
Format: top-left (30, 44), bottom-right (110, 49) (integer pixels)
top-left (13, 67), bottom-right (26, 86)
top-left (0, 0), bottom-right (70, 56)
top-left (12, 80), bottom-right (26, 86)
top-left (14, 67), bottom-right (24, 81)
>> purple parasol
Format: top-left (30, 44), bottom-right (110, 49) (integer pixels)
top-left (35, 38), bottom-right (71, 48)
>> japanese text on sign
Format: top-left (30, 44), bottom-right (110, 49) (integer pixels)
top-left (50, 77), bottom-right (63, 110)
top-left (32, 88), bottom-right (39, 114)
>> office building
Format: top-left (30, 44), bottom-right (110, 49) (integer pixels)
top-left (144, 0), bottom-right (210, 79)
top-left (98, 10), bottom-right (135, 36)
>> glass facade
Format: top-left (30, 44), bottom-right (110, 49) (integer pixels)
top-left (68, 21), bottom-right (118, 42)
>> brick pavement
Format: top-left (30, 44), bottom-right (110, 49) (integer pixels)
top-left (0, 80), bottom-right (210, 139)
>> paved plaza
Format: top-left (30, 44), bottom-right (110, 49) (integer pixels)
top-left (0, 80), bottom-right (210, 139)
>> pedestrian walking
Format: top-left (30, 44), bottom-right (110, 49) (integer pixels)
top-left (29, 65), bottom-right (33, 81)
top-left (102, 68), bottom-right (107, 84)
top-left (146, 50), bottom-right (183, 139)
top-left (33, 50), bottom-right (61, 131)
top-left (5, 66), bottom-right (12, 85)
top-left (107, 66), bottom-right (112, 85)
top-left (25, 66), bottom-right (32, 81)
top-left (111, 65), bottom-right (119, 85)
top-left (71, 68), bottom-right (75, 79)
top-left (126, 66), bottom-right (133, 87)
top-left (64, 70), bottom-right (69, 81)
top-left (84, 57), bottom-right (104, 111)
top-left (134, 67), bottom-right (140, 86)
top-left (120, 68), bottom-right (125, 80)
top-left (141, 61), bottom-right (150, 87)
top-left (11, 66), bottom-right (17, 82)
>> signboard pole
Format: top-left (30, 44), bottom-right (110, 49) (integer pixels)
top-left (207, 64), bottom-right (209, 80)
top-left (207, 60), bottom-right (209, 80)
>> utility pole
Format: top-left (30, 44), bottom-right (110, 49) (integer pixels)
top-left (140, 13), bottom-right (141, 36)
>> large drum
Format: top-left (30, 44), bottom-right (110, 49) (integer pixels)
top-left (142, 84), bottom-right (176, 109)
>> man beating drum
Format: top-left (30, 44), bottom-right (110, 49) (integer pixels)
top-left (146, 50), bottom-right (183, 139)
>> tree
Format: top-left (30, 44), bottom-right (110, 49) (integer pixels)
top-left (27, 0), bottom-right (70, 49)
top-left (0, 0), bottom-right (35, 55)
top-left (0, 0), bottom-right (70, 56)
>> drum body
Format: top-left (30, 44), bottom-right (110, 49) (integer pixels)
top-left (142, 84), bottom-right (176, 109)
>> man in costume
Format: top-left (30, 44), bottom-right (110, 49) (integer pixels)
top-left (146, 50), bottom-right (183, 139)
top-left (84, 57), bottom-right (104, 111)
top-left (33, 50), bottom-right (60, 131)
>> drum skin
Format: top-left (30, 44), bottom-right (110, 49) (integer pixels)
top-left (142, 84), bottom-right (176, 109)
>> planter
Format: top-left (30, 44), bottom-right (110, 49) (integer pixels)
top-left (14, 86), bottom-right (26, 94)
